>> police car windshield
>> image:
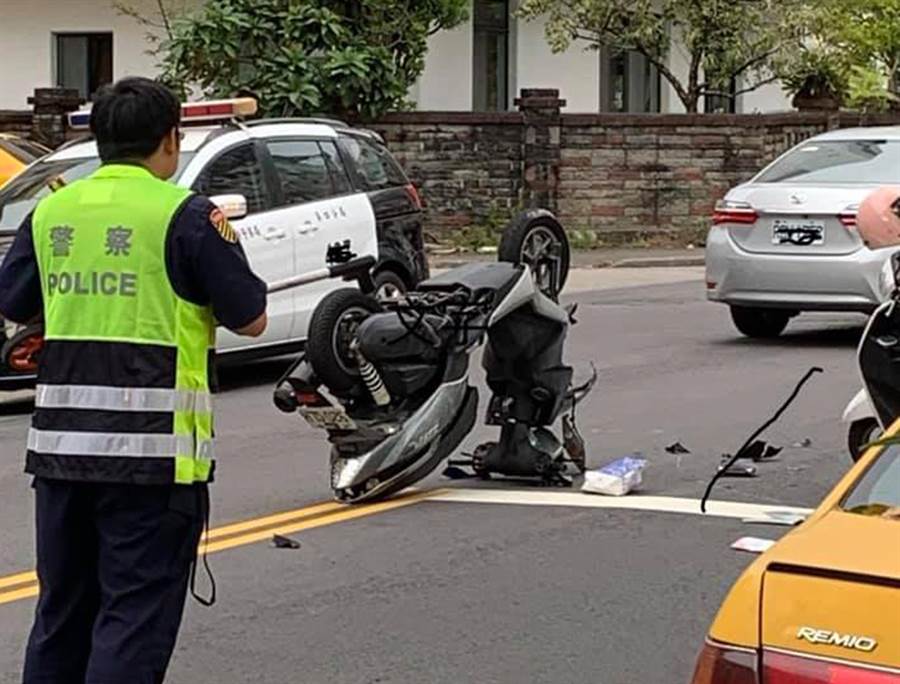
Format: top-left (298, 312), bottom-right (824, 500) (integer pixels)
top-left (0, 153), bottom-right (196, 229)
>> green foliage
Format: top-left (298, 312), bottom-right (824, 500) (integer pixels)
top-left (774, 47), bottom-right (850, 103)
top-left (159, 0), bottom-right (467, 120)
top-left (517, 0), bottom-right (802, 113)
top-left (776, 0), bottom-right (900, 108)
top-left (847, 65), bottom-right (899, 113)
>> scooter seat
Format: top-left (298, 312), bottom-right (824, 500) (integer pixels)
top-left (419, 262), bottom-right (524, 301)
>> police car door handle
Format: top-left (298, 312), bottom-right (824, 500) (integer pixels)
top-left (298, 225), bottom-right (319, 236)
top-left (264, 227), bottom-right (288, 241)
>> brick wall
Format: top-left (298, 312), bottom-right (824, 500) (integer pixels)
top-left (0, 111), bottom-right (33, 138)
top-left (372, 93), bottom-right (900, 241)
top-left (0, 88), bottom-right (82, 149)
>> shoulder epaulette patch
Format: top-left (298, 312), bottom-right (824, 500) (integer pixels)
top-left (209, 207), bottom-right (238, 244)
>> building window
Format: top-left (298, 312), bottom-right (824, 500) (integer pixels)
top-left (600, 48), bottom-right (661, 113)
top-left (705, 77), bottom-right (738, 113)
top-left (55, 33), bottom-right (113, 101)
top-left (473, 0), bottom-right (509, 111)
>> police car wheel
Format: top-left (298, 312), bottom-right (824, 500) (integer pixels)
top-left (306, 289), bottom-right (381, 397)
top-left (373, 269), bottom-right (407, 303)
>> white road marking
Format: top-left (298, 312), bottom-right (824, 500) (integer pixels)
top-left (427, 488), bottom-right (813, 521)
top-left (430, 267), bottom-right (704, 295)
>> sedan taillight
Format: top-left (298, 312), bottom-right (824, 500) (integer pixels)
top-left (764, 650), bottom-right (900, 683)
top-left (691, 640), bottom-right (759, 684)
top-left (713, 200), bottom-right (759, 226)
top-left (838, 213), bottom-right (858, 228)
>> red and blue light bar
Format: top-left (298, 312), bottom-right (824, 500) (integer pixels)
top-left (67, 97), bottom-right (258, 131)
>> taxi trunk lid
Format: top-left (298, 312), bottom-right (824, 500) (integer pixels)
top-left (727, 184), bottom-right (875, 257)
top-left (761, 511), bottom-right (900, 673)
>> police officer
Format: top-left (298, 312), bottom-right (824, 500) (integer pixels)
top-left (0, 77), bottom-right (268, 683)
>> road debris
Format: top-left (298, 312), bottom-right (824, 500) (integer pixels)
top-left (741, 510), bottom-right (807, 526)
top-left (731, 537), bottom-right (776, 554)
top-left (272, 534), bottom-right (301, 550)
top-left (791, 437), bottom-right (812, 448)
top-left (717, 458), bottom-right (758, 477)
top-left (665, 441), bottom-right (691, 454)
top-left (582, 456), bottom-right (647, 496)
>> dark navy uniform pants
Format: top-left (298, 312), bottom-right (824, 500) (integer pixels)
top-left (23, 478), bottom-right (206, 684)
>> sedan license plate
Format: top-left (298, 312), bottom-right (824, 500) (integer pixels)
top-left (299, 406), bottom-right (357, 431)
top-left (772, 219), bottom-right (825, 246)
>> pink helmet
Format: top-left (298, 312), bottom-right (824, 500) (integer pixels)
top-left (857, 186), bottom-right (900, 249)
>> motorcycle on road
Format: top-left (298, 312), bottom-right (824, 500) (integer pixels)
top-left (274, 211), bottom-right (596, 504)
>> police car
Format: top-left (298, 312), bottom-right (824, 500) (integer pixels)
top-left (0, 98), bottom-right (428, 390)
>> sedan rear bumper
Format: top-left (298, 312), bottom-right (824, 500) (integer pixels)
top-left (705, 226), bottom-right (887, 313)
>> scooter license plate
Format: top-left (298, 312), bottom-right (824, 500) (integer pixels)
top-left (299, 406), bottom-right (357, 431)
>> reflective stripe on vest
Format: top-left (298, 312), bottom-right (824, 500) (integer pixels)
top-left (27, 428), bottom-right (213, 459)
top-left (35, 384), bottom-right (213, 414)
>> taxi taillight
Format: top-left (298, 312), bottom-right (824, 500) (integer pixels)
top-left (764, 650), bottom-right (900, 683)
top-left (691, 641), bottom-right (758, 684)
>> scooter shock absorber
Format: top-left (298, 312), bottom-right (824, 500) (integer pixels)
top-left (352, 342), bottom-right (391, 407)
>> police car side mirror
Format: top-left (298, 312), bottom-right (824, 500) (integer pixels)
top-left (210, 194), bottom-right (248, 221)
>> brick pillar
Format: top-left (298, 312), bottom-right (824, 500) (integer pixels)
top-left (515, 88), bottom-right (566, 212)
top-left (28, 88), bottom-right (83, 148)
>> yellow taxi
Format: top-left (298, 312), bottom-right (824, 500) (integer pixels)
top-left (691, 427), bottom-right (900, 682)
top-left (0, 133), bottom-right (49, 186)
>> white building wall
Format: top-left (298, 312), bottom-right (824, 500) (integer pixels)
top-left (741, 81), bottom-right (793, 113)
top-left (412, 19), bottom-right (474, 110)
top-left (513, 15), bottom-right (599, 113)
top-left (0, 0), bottom-right (199, 110)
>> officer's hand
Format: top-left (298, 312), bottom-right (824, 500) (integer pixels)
top-left (234, 311), bottom-right (267, 337)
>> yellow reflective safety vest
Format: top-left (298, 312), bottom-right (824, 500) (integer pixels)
top-left (29, 164), bottom-right (216, 485)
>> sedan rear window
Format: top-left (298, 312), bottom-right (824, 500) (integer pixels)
top-left (756, 140), bottom-right (900, 185)
top-left (842, 444), bottom-right (900, 519)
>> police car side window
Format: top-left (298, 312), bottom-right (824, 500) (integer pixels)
top-left (266, 140), bottom-right (338, 206)
top-left (341, 136), bottom-right (406, 191)
top-left (319, 141), bottom-right (352, 196)
top-left (194, 144), bottom-right (267, 215)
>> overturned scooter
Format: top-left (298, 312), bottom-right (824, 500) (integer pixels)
top-left (274, 211), bottom-right (596, 504)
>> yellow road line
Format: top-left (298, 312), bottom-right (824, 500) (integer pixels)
top-left (0, 489), bottom-right (440, 607)
top-left (204, 500), bottom-right (346, 541)
top-left (0, 570), bottom-right (37, 590)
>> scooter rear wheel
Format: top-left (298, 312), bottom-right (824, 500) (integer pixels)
top-left (306, 288), bottom-right (381, 397)
top-left (498, 210), bottom-right (570, 301)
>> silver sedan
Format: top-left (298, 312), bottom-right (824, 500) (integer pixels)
top-left (706, 126), bottom-right (900, 337)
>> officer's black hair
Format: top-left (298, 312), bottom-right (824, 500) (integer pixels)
top-left (90, 77), bottom-right (181, 162)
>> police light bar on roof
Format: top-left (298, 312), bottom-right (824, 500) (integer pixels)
top-left (67, 97), bottom-right (258, 131)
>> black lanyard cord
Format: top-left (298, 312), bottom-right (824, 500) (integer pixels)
top-left (190, 484), bottom-right (217, 607)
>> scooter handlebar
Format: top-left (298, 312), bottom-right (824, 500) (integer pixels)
top-left (329, 256), bottom-right (376, 279)
top-left (266, 256), bottom-right (377, 295)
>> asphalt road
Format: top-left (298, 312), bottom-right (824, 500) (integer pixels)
top-left (0, 267), bottom-right (865, 683)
